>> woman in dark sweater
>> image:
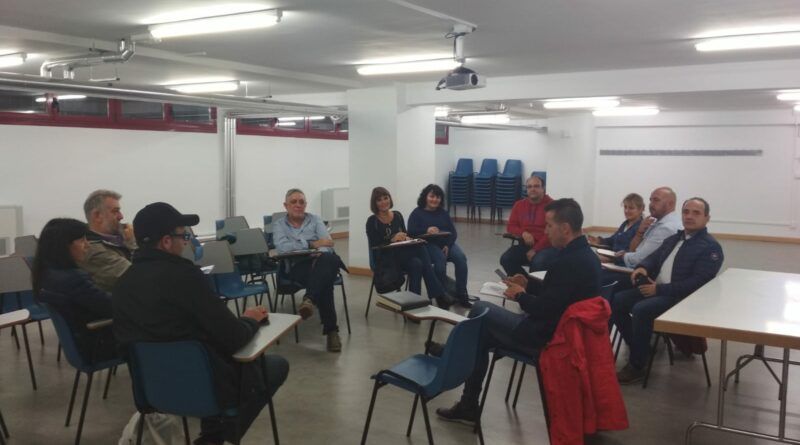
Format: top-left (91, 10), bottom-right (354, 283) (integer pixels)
top-left (366, 187), bottom-right (452, 309)
top-left (408, 184), bottom-right (471, 308)
top-left (31, 218), bottom-right (116, 361)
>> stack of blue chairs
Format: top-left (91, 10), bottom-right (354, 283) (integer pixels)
top-left (494, 159), bottom-right (523, 219)
top-left (473, 159), bottom-right (498, 222)
top-left (447, 158), bottom-right (473, 218)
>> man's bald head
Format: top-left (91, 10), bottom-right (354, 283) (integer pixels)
top-left (649, 187), bottom-right (676, 219)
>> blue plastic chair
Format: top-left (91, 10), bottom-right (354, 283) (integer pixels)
top-left (40, 295), bottom-right (124, 445)
top-left (363, 248), bottom-right (410, 318)
top-left (213, 265), bottom-right (268, 316)
top-left (453, 158), bottom-right (474, 178)
top-left (360, 308), bottom-right (488, 445)
top-left (128, 341), bottom-right (275, 445)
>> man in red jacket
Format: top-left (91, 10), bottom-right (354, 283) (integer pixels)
top-left (500, 175), bottom-right (557, 273)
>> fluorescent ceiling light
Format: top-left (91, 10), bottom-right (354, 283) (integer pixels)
top-left (357, 59), bottom-right (462, 76)
top-left (0, 52), bottom-right (27, 68)
top-left (355, 54), bottom-right (453, 65)
top-left (694, 24), bottom-right (800, 39)
top-left (776, 91), bottom-right (800, 101)
top-left (460, 113), bottom-right (510, 124)
top-left (278, 116), bottom-right (325, 122)
top-left (794, 105), bottom-right (800, 112)
top-left (543, 97), bottom-right (620, 110)
top-left (148, 9), bottom-right (281, 39)
top-left (434, 107), bottom-right (449, 118)
top-left (167, 81), bottom-right (240, 93)
top-left (35, 94), bottom-right (86, 102)
top-left (696, 32), bottom-right (800, 51)
top-left (276, 121), bottom-right (297, 127)
top-left (593, 107), bottom-right (660, 117)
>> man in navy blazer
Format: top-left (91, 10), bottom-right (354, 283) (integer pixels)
top-left (613, 197), bottom-right (723, 384)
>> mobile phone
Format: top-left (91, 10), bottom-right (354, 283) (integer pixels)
top-left (494, 268), bottom-right (508, 281)
top-left (634, 274), bottom-right (650, 286)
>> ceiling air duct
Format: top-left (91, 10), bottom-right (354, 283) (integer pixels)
top-left (40, 39), bottom-right (135, 80)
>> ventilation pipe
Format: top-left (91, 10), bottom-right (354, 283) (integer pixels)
top-left (40, 39), bottom-right (135, 79)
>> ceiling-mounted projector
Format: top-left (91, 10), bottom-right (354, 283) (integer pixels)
top-left (436, 66), bottom-right (485, 90)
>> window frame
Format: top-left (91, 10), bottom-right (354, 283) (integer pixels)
top-left (236, 116), bottom-right (349, 140)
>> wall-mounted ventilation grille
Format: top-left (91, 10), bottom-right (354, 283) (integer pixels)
top-left (599, 149), bottom-right (762, 157)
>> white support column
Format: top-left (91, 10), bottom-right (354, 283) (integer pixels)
top-left (545, 113), bottom-right (597, 225)
top-left (346, 86), bottom-right (436, 269)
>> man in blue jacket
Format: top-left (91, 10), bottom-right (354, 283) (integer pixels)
top-left (613, 197), bottom-right (723, 384)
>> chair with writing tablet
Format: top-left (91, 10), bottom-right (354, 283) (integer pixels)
top-left (360, 309), bottom-right (488, 445)
top-left (13, 235), bottom-right (38, 258)
top-left (197, 241), bottom-right (266, 316)
top-left (230, 228), bottom-right (274, 307)
top-left (0, 255), bottom-right (50, 390)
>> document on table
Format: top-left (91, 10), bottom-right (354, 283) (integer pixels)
top-left (480, 281), bottom-right (508, 298)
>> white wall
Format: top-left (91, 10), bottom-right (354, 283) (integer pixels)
top-left (235, 135), bottom-right (349, 231)
top-left (593, 109), bottom-right (800, 238)
top-left (0, 125), bottom-right (223, 236)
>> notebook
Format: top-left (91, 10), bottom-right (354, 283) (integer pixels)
top-left (375, 291), bottom-right (430, 311)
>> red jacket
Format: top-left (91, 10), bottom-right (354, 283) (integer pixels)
top-left (539, 297), bottom-right (629, 445)
top-left (506, 195), bottom-right (553, 251)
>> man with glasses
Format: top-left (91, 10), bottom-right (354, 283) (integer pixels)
top-left (113, 202), bottom-right (289, 445)
top-left (500, 174), bottom-right (557, 274)
top-left (273, 188), bottom-right (346, 352)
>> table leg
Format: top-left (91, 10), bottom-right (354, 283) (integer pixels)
top-left (424, 320), bottom-right (437, 355)
top-left (717, 340), bottom-right (727, 426)
top-left (778, 348), bottom-right (789, 440)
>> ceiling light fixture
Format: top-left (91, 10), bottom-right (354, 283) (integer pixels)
top-left (35, 94), bottom-right (87, 103)
top-left (278, 116), bottom-right (325, 122)
top-left (592, 107), bottom-right (660, 117)
top-left (276, 121), bottom-right (297, 127)
top-left (794, 105), bottom-right (800, 112)
top-left (434, 107), bottom-right (450, 118)
top-left (543, 97), bottom-right (620, 110)
top-left (167, 80), bottom-right (240, 93)
top-left (696, 32), bottom-right (800, 52)
top-left (357, 58), bottom-right (462, 76)
top-left (776, 91), bottom-right (800, 101)
top-left (0, 52), bottom-right (27, 68)
top-left (460, 113), bottom-right (510, 124)
top-left (148, 9), bottom-right (281, 39)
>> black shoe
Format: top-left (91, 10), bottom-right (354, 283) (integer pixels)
top-left (617, 363), bottom-right (646, 385)
top-left (436, 401), bottom-right (478, 426)
top-left (456, 294), bottom-right (473, 308)
top-left (425, 340), bottom-right (445, 357)
top-left (434, 294), bottom-right (455, 309)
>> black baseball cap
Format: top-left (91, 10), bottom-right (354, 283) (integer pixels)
top-left (133, 202), bottom-right (199, 244)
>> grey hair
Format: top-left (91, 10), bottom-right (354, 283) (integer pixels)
top-left (83, 189), bottom-right (121, 221)
top-left (284, 188), bottom-right (305, 202)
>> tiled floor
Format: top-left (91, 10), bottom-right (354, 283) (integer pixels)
top-left (1, 221), bottom-right (800, 444)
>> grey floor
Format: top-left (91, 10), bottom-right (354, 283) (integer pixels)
top-left (2, 222), bottom-right (800, 444)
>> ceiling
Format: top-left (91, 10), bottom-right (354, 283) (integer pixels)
top-left (1, 0), bottom-right (800, 112)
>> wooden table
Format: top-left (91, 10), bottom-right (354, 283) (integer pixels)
top-left (654, 268), bottom-right (800, 444)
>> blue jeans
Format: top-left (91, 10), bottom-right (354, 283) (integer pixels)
top-left (529, 247), bottom-right (558, 272)
top-left (500, 244), bottom-right (559, 275)
top-left (394, 245), bottom-right (446, 299)
top-left (426, 243), bottom-right (469, 296)
top-left (460, 301), bottom-right (529, 405)
top-left (611, 288), bottom-right (676, 369)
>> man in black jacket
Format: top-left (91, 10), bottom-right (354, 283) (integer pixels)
top-left (613, 197), bottom-right (723, 384)
top-left (436, 198), bottom-right (601, 425)
top-left (113, 202), bottom-right (289, 445)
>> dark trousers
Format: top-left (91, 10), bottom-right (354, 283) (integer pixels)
top-left (611, 288), bottom-right (676, 369)
top-left (459, 301), bottom-right (531, 405)
top-left (201, 354), bottom-right (290, 443)
top-left (392, 245), bottom-right (446, 299)
top-left (287, 252), bottom-right (340, 334)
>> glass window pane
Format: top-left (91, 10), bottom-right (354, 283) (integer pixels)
top-left (56, 97), bottom-right (108, 117)
top-left (170, 105), bottom-right (212, 123)
top-left (0, 90), bottom-right (47, 114)
top-left (240, 117), bottom-right (277, 128)
top-left (339, 118), bottom-right (348, 133)
top-left (310, 117), bottom-right (335, 132)
top-left (435, 123), bottom-right (448, 140)
top-left (121, 100), bottom-right (163, 120)
top-left (274, 118), bottom-right (304, 131)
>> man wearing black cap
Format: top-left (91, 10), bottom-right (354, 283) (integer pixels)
top-left (113, 202), bottom-right (289, 445)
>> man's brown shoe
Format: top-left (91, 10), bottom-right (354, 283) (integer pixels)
top-left (326, 331), bottom-right (342, 352)
top-left (298, 296), bottom-right (314, 320)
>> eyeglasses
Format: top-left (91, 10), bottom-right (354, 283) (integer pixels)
top-left (170, 231), bottom-right (192, 241)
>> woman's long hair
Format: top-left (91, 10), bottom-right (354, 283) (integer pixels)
top-left (31, 218), bottom-right (88, 295)
top-left (416, 184), bottom-right (445, 209)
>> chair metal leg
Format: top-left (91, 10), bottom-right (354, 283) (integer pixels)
top-left (665, 336), bottom-right (675, 365)
top-left (10, 326), bottom-right (20, 350)
top-left (702, 352), bottom-right (712, 387)
top-left (512, 364), bottom-right (527, 408)
top-left (66, 370), bottom-right (80, 426)
top-left (419, 397), bottom-right (434, 445)
top-left (233, 299), bottom-right (241, 316)
top-left (533, 364), bottom-right (551, 442)
top-left (360, 380), bottom-right (383, 445)
top-left (365, 279), bottom-right (375, 318)
top-left (181, 417), bottom-right (190, 445)
top-left (504, 360), bottom-right (518, 402)
top-left (57, 343), bottom-right (62, 362)
top-left (20, 324), bottom-right (37, 390)
top-left (339, 281), bottom-right (351, 334)
top-left (477, 355), bottom-right (500, 435)
top-left (614, 332), bottom-right (623, 363)
top-left (37, 320), bottom-right (44, 346)
top-left (135, 413), bottom-right (145, 445)
top-left (268, 398), bottom-right (280, 445)
top-left (289, 293), bottom-right (299, 343)
top-left (102, 368), bottom-right (113, 399)
top-left (643, 334), bottom-right (661, 389)
top-left (406, 395), bottom-right (419, 436)
top-left (74, 371), bottom-right (94, 445)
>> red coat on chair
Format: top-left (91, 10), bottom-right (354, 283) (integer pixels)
top-left (539, 297), bottom-right (629, 445)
